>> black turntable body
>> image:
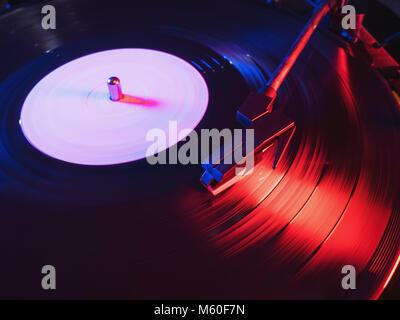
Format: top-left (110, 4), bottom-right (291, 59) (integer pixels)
top-left (0, 0), bottom-right (399, 299)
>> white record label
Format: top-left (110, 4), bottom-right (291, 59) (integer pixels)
top-left (20, 48), bottom-right (209, 165)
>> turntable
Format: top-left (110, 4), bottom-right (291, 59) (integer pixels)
top-left (0, 0), bottom-right (399, 300)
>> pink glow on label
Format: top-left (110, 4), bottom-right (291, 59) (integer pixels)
top-left (20, 48), bottom-right (209, 165)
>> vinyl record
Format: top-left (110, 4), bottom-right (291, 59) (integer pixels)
top-left (0, 0), bottom-right (399, 299)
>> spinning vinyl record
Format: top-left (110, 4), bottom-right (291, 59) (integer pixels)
top-left (0, 0), bottom-right (399, 300)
